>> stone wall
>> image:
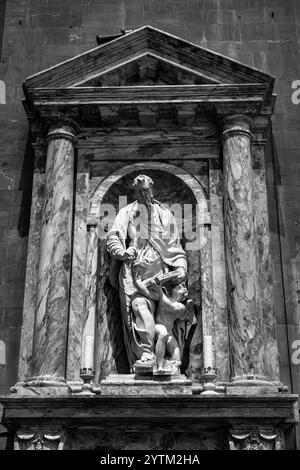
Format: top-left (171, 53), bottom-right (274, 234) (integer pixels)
top-left (0, 0), bottom-right (299, 448)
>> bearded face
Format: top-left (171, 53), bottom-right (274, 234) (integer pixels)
top-left (135, 186), bottom-right (154, 209)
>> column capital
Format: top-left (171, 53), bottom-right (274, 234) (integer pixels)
top-left (46, 114), bottom-right (80, 144)
top-left (221, 114), bottom-right (254, 142)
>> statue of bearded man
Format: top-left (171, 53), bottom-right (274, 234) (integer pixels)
top-left (106, 174), bottom-right (187, 374)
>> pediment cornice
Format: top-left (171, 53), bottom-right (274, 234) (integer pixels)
top-left (24, 25), bottom-right (274, 90)
top-left (23, 25), bottom-right (276, 141)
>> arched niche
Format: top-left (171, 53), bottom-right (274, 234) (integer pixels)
top-left (89, 162), bottom-right (210, 224)
top-left (84, 162), bottom-right (212, 382)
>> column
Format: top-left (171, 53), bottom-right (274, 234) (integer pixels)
top-left (28, 121), bottom-right (78, 388)
top-left (222, 114), bottom-right (265, 382)
top-left (18, 172), bottom-right (45, 382)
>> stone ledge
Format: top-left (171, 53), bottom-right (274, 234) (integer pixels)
top-left (0, 393), bottom-right (298, 427)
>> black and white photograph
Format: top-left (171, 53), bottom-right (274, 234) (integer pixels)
top-left (0, 0), bottom-right (299, 457)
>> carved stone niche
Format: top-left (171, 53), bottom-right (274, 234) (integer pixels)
top-left (14, 427), bottom-right (66, 450)
top-left (88, 166), bottom-right (209, 383)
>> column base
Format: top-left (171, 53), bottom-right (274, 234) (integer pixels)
top-left (10, 376), bottom-right (71, 396)
top-left (226, 375), bottom-right (285, 395)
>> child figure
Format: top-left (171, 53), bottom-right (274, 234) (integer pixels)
top-left (130, 259), bottom-right (195, 375)
top-left (149, 277), bottom-right (195, 375)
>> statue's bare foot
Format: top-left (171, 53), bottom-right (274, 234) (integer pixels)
top-left (162, 363), bottom-right (172, 375)
top-left (153, 360), bottom-right (172, 376)
top-left (165, 359), bottom-right (181, 375)
top-left (133, 353), bottom-right (155, 375)
top-left (156, 366), bottom-right (165, 375)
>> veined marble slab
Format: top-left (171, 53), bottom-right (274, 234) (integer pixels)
top-left (18, 173), bottom-right (45, 381)
top-left (223, 130), bottom-right (264, 378)
top-left (252, 144), bottom-right (279, 381)
top-left (209, 158), bottom-right (230, 382)
top-left (66, 172), bottom-right (90, 381)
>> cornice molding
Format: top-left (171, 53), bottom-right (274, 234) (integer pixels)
top-left (23, 25), bottom-right (275, 90)
top-left (27, 83), bottom-right (269, 107)
top-left (0, 394), bottom-right (298, 425)
top-left (22, 26), bottom-right (276, 139)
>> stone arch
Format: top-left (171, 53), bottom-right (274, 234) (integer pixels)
top-left (89, 162), bottom-right (210, 225)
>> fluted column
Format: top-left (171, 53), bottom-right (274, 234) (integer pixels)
top-left (28, 122), bottom-right (78, 388)
top-left (222, 114), bottom-right (265, 382)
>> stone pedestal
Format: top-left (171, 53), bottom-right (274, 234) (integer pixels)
top-left (27, 123), bottom-right (78, 389)
top-left (100, 374), bottom-right (193, 396)
top-left (222, 114), bottom-right (266, 383)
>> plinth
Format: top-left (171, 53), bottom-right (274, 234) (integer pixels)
top-left (100, 374), bottom-right (193, 395)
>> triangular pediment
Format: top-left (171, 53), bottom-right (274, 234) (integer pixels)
top-left (76, 52), bottom-right (219, 87)
top-left (24, 25), bottom-right (274, 90)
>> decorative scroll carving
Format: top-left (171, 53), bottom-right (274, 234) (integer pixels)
top-left (229, 428), bottom-right (280, 451)
top-left (14, 428), bottom-right (66, 450)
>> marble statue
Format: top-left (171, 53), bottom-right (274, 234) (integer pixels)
top-left (150, 278), bottom-right (195, 375)
top-left (106, 174), bottom-right (190, 374)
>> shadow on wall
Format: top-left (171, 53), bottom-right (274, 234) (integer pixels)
top-left (17, 133), bottom-right (35, 238)
top-left (264, 125), bottom-right (284, 238)
top-left (270, 129), bottom-right (285, 238)
top-left (0, 339), bottom-right (7, 450)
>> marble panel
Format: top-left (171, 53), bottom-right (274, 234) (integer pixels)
top-left (66, 172), bottom-right (89, 381)
top-left (68, 429), bottom-right (228, 450)
top-left (209, 158), bottom-right (229, 381)
top-left (252, 144), bottom-right (279, 381)
top-left (18, 173), bottom-right (45, 382)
